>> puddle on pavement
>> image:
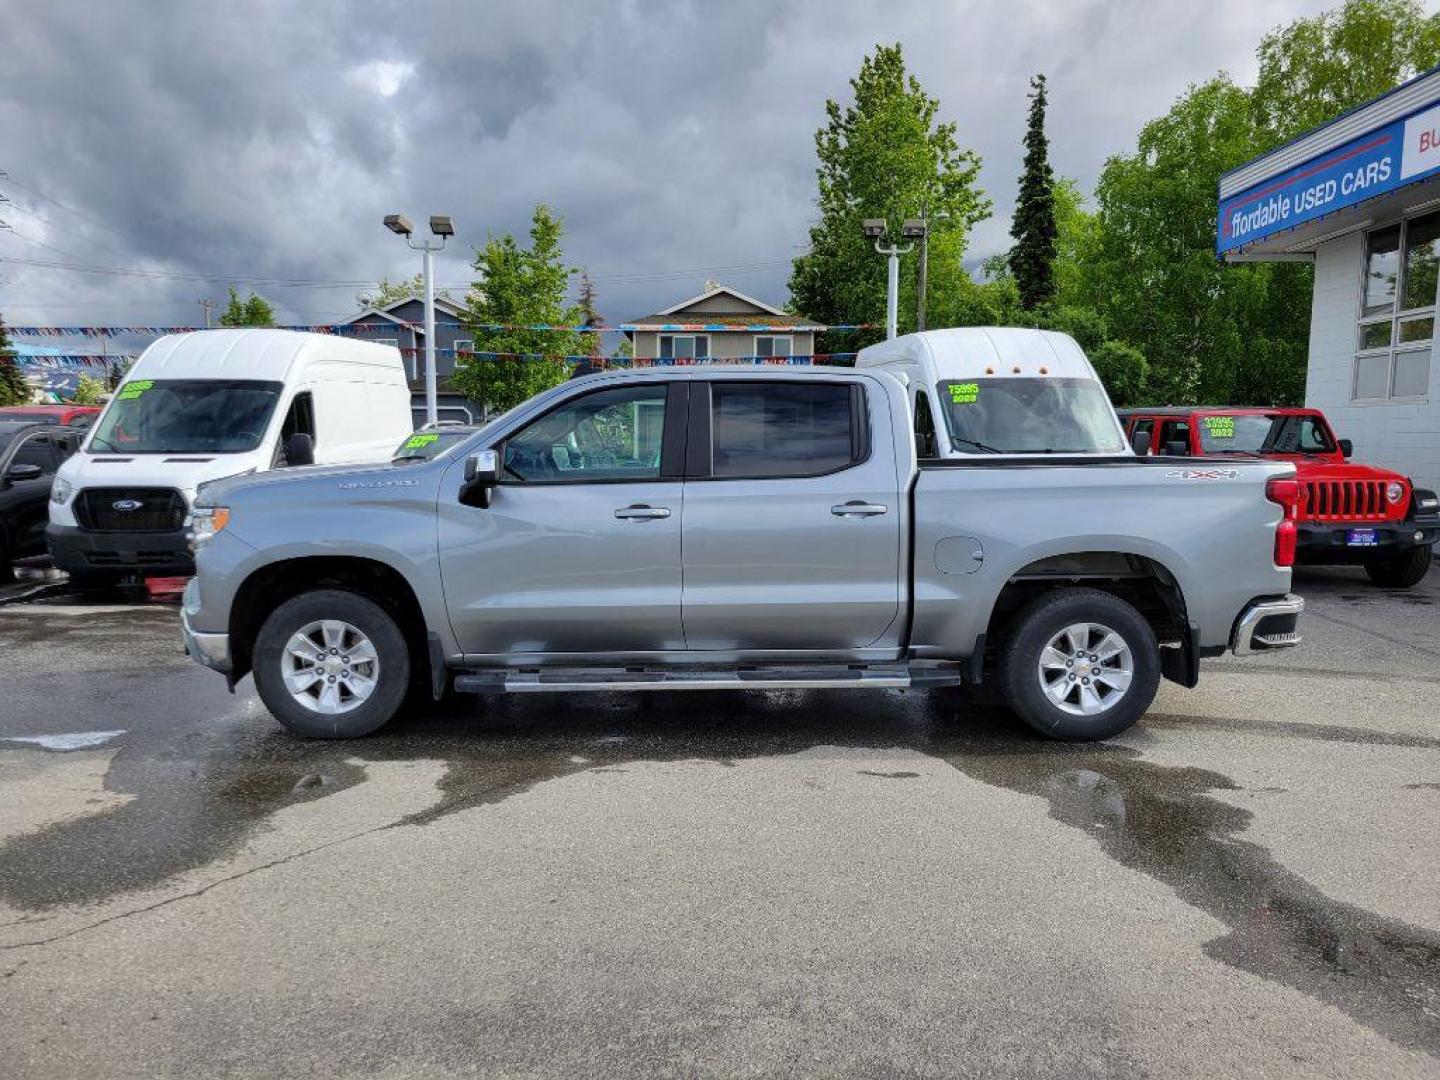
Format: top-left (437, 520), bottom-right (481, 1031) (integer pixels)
top-left (1, 685), bottom-right (1438, 1054)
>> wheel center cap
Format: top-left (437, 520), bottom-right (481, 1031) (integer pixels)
top-left (321, 658), bottom-right (345, 677)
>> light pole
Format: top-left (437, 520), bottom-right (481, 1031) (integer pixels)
top-left (384, 213), bottom-right (454, 427)
top-left (913, 208), bottom-right (949, 333)
top-left (863, 219), bottom-right (924, 340)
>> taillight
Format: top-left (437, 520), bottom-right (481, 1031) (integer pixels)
top-left (1267, 477), bottom-right (1300, 567)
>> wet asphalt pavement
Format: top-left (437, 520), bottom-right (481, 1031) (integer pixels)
top-left (2, 567), bottom-right (1439, 1078)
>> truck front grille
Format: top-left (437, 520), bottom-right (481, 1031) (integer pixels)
top-left (1300, 479), bottom-right (1390, 522)
top-left (74, 488), bottom-right (186, 532)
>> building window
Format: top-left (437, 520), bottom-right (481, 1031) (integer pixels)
top-left (658, 334), bottom-right (709, 359)
top-left (754, 335), bottom-right (793, 359)
top-left (453, 339), bottom-right (474, 367)
top-left (1355, 213), bottom-right (1437, 401)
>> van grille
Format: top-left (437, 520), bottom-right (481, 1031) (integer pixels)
top-left (74, 488), bottom-right (186, 532)
top-left (1300, 479), bottom-right (1390, 522)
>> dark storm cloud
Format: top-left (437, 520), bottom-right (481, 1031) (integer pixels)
top-left (0, 0), bottom-right (1333, 331)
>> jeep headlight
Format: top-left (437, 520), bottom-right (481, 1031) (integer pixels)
top-left (189, 506), bottom-right (231, 550)
top-left (50, 476), bottom-right (73, 505)
top-left (1386, 480), bottom-right (1406, 504)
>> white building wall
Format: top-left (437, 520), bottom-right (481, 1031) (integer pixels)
top-left (1306, 232), bottom-right (1440, 493)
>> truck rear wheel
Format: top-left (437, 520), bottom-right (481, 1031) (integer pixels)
top-left (999, 588), bottom-right (1161, 741)
top-left (252, 588), bottom-right (410, 738)
top-left (1364, 544), bottom-right (1432, 589)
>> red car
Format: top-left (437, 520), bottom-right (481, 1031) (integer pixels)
top-left (1118, 406), bottom-right (1440, 588)
top-left (0, 404), bottom-right (101, 428)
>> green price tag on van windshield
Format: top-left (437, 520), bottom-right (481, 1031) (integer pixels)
top-left (117, 380), bottom-right (154, 401)
top-left (949, 382), bottom-right (979, 404)
top-left (1204, 416), bottom-right (1235, 439)
top-left (402, 433), bottom-right (439, 450)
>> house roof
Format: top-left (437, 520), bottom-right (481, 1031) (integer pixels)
top-left (653, 284), bottom-right (789, 318)
top-left (338, 294), bottom-right (467, 329)
top-left (629, 284), bottom-right (815, 331)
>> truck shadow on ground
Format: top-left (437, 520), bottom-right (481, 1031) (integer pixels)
top-left (3, 685), bottom-right (1439, 1054)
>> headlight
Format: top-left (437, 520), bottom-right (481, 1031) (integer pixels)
top-left (50, 476), bottom-right (73, 505)
top-left (188, 506), bottom-right (231, 550)
top-left (1386, 481), bottom-right (1406, 504)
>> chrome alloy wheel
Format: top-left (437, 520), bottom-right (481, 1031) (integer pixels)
top-left (1036, 622), bottom-right (1133, 716)
top-left (281, 619), bottom-right (380, 715)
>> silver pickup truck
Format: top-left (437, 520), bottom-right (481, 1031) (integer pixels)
top-left (181, 352), bottom-right (1303, 742)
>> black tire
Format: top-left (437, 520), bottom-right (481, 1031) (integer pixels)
top-left (1364, 544), bottom-right (1433, 589)
top-left (999, 587), bottom-right (1161, 741)
top-left (252, 589), bottom-right (411, 739)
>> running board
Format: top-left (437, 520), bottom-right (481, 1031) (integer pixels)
top-left (452, 662), bottom-right (965, 694)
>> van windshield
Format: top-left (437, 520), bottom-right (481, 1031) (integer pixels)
top-left (937, 377), bottom-right (1123, 454)
top-left (88, 380), bottom-right (284, 454)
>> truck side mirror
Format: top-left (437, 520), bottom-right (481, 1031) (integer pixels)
top-left (4, 462), bottom-right (43, 485)
top-left (284, 432), bottom-right (315, 467)
top-left (1130, 429), bottom-right (1152, 455)
top-left (1338, 438), bottom-right (1353, 459)
top-left (460, 449), bottom-right (500, 509)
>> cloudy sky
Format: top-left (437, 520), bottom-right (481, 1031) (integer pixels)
top-left (0, 0), bottom-right (1338, 336)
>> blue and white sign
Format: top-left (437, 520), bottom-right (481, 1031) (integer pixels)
top-left (1218, 101), bottom-right (1440, 253)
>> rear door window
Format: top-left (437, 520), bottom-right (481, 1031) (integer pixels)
top-left (709, 382), bottom-right (861, 479)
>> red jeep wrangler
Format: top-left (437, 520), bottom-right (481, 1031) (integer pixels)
top-left (1118, 407), bottom-right (1440, 588)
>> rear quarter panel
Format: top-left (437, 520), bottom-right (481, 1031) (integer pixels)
top-left (911, 459), bottom-right (1296, 655)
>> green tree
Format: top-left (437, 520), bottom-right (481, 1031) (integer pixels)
top-left (70, 372), bottom-right (108, 405)
top-left (218, 287), bottom-right (276, 327)
top-left (0, 316), bottom-right (30, 406)
top-left (1009, 75), bottom-right (1057, 310)
top-left (356, 273), bottom-right (453, 311)
top-left (789, 43), bottom-right (990, 351)
top-left (1088, 341), bottom-right (1149, 407)
top-left (449, 204), bottom-right (585, 412)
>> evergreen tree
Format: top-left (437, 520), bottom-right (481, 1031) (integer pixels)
top-left (0, 316), bottom-right (31, 406)
top-left (449, 204), bottom-right (586, 412)
top-left (789, 44), bottom-right (990, 350)
top-left (1009, 74), bottom-right (1057, 311)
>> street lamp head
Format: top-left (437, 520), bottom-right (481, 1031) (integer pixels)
top-left (429, 215), bottom-right (455, 238)
top-left (383, 214), bottom-right (414, 237)
top-left (861, 218), bottom-right (887, 239)
top-left (901, 218), bottom-right (927, 239)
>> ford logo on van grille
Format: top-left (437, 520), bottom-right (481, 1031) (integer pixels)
top-left (112, 498), bottom-right (144, 511)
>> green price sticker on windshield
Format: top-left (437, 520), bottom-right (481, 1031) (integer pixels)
top-left (1204, 416), bottom-right (1235, 439)
top-left (117, 380), bottom-right (154, 401)
top-left (402, 433), bottom-right (439, 450)
top-left (949, 382), bottom-right (979, 404)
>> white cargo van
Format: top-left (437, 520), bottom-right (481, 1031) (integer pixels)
top-left (47, 329), bottom-right (412, 584)
top-left (855, 327), bottom-right (1129, 459)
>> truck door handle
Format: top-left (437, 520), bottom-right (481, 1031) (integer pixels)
top-left (831, 501), bottom-right (888, 517)
top-left (614, 504), bottom-right (671, 520)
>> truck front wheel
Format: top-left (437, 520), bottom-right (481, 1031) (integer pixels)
top-left (1364, 544), bottom-right (1432, 589)
top-left (252, 588), bottom-right (411, 738)
top-left (999, 588), bottom-right (1161, 741)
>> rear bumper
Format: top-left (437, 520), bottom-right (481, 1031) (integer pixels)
top-left (46, 522), bottom-right (195, 576)
top-left (1231, 594), bottom-right (1305, 656)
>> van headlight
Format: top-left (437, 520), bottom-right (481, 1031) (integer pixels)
top-left (188, 506), bottom-right (231, 550)
top-left (50, 476), bottom-right (73, 505)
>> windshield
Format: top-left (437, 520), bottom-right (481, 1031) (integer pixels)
top-left (391, 430), bottom-right (472, 463)
top-left (1196, 413), bottom-right (1335, 455)
top-left (88, 379), bottom-right (283, 455)
top-left (937, 377), bottom-right (1123, 454)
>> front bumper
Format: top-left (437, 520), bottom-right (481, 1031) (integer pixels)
top-left (181, 603), bottom-right (231, 674)
top-left (1231, 594), bottom-right (1305, 656)
top-left (1296, 519), bottom-right (1440, 562)
top-left (46, 522), bottom-right (195, 576)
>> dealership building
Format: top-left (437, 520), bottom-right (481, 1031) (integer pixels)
top-left (1220, 66), bottom-right (1440, 492)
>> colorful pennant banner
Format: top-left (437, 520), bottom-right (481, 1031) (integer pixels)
top-left (5, 321), bottom-right (874, 337)
top-left (12, 354), bottom-right (133, 367)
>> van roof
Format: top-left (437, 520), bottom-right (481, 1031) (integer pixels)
top-left (128, 329), bottom-right (403, 382)
top-left (855, 327), bottom-right (1093, 377)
